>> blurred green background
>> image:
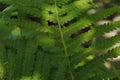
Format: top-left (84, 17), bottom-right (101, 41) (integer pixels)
top-left (94, 0), bottom-right (120, 8)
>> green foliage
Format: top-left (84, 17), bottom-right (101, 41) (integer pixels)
top-left (0, 0), bottom-right (120, 80)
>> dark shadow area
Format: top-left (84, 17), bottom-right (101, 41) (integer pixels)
top-left (0, 2), bottom-right (8, 11)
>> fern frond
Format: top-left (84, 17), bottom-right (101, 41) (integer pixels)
top-left (41, 55), bottom-right (51, 80)
top-left (95, 34), bottom-right (120, 51)
top-left (63, 18), bottom-right (92, 37)
top-left (63, 6), bottom-right (120, 38)
top-left (90, 47), bottom-right (120, 80)
top-left (54, 58), bottom-right (68, 80)
top-left (75, 46), bottom-right (120, 80)
top-left (67, 29), bottom-right (94, 50)
top-left (31, 50), bottom-right (44, 80)
top-left (0, 42), bottom-right (6, 79)
top-left (14, 40), bottom-right (26, 79)
top-left (89, 6), bottom-right (120, 23)
top-left (91, 70), bottom-right (120, 80)
top-left (1, 0), bottom-right (120, 80)
top-left (94, 21), bottom-right (120, 37)
top-left (21, 39), bottom-right (37, 77)
top-left (6, 49), bottom-right (16, 80)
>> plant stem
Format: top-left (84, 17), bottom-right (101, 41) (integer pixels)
top-left (54, 0), bottom-right (74, 80)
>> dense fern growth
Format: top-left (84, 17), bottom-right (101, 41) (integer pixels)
top-left (0, 0), bottom-right (120, 80)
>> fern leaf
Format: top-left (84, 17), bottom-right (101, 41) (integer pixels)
top-left (21, 39), bottom-right (37, 78)
top-left (0, 42), bottom-right (6, 79)
top-left (95, 34), bottom-right (120, 51)
top-left (6, 49), bottom-right (16, 80)
top-left (75, 46), bottom-right (120, 80)
top-left (94, 21), bottom-right (120, 37)
top-left (67, 29), bottom-right (94, 50)
top-left (41, 55), bottom-right (51, 80)
top-left (1, 0), bottom-right (120, 80)
top-left (31, 50), bottom-right (44, 80)
top-left (89, 6), bottom-right (120, 23)
top-left (14, 40), bottom-right (26, 79)
top-left (63, 18), bottom-right (92, 37)
top-left (55, 58), bottom-right (67, 80)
